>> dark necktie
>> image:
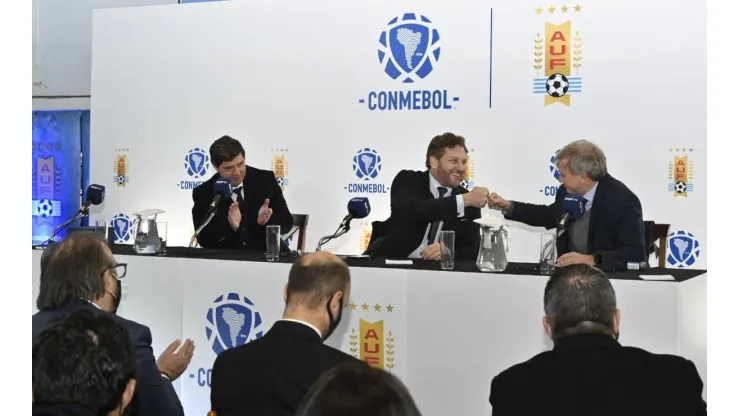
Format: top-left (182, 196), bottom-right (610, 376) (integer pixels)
top-left (426, 187), bottom-right (448, 245)
top-left (581, 197), bottom-right (588, 213)
top-left (232, 186), bottom-right (244, 205)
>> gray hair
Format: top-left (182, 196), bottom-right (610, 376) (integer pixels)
top-left (556, 140), bottom-right (607, 180)
top-left (543, 264), bottom-right (617, 340)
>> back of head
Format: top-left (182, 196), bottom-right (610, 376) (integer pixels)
top-left (37, 232), bottom-right (111, 311)
top-left (33, 310), bottom-right (137, 414)
top-left (544, 264), bottom-right (617, 341)
top-left (286, 252), bottom-right (350, 310)
top-left (555, 139), bottom-right (607, 180)
top-left (295, 363), bottom-right (422, 416)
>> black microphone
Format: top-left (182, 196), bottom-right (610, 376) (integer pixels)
top-left (210, 178), bottom-right (233, 210)
top-left (80, 184), bottom-right (105, 214)
top-left (317, 197), bottom-right (371, 251)
top-left (557, 194), bottom-right (584, 237)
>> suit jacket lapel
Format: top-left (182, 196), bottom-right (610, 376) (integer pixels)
top-left (587, 174), bottom-right (609, 250)
top-left (241, 167), bottom-right (256, 215)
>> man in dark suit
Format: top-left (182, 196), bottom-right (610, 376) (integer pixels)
top-left (489, 140), bottom-right (646, 271)
top-left (192, 135), bottom-right (293, 250)
top-left (32, 233), bottom-right (194, 416)
top-left (33, 310), bottom-right (137, 416)
top-left (372, 133), bottom-right (489, 260)
top-left (210, 252), bottom-right (363, 416)
top-left (489, 264), bottom-right (706, 416)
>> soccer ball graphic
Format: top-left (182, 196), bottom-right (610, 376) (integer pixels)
top-left (353, 148), bottom-right (382, 181)
top-left (546, 73), bottom-right (570, 97)
top-left (38, 198), bottom-right (53, 218)
top-left (205, 293), bottom-right (264, 355)
top-left (674, 181), bottom-right (687, 193)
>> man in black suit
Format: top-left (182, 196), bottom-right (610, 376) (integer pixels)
top-left (373, 133), bottom-right (489, 260)
top-left (33, 311), bottom-right (137, 416)
top-left (32, 233), bottom-right (194, 416)
top-left (489, 140), bottom-right (646, 271)
top-left (192, 135), bottom-right (293, 250)
top-left (489, 264), bottom-right (706, 416)
top-left (210, 251), bottom-right (362, 416)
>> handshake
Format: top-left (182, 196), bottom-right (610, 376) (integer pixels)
top-left (462, 187), bottom-right (512, 212)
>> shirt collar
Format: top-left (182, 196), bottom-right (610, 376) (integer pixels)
top-left (279, 318), bottom-right (322, 338)
top-left (582, 181), bottom-right (599, 203)
top-left (429, 171), bottom-right (452, 197)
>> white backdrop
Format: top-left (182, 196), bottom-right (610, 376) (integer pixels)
top-left (89, 0), bottom-right (706, 269)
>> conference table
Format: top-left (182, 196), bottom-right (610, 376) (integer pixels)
top-left (30, 246), bottom-right (707, 416)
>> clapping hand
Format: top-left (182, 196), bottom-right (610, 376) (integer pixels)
top-left (257, 198), bottom-right (273, 225)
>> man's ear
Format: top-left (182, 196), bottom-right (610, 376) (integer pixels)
top-left (542, 316), bottom-right (553, 340)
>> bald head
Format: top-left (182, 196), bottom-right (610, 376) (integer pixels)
top-left (286, 252), bottom-right (350, 310)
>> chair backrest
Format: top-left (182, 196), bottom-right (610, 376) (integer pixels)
top-left (363, 218), bottom-right (390, 255)
top-left (644, 221), bottom-right (671, 267)
top-left (291, 214), bottom-right (309, 253)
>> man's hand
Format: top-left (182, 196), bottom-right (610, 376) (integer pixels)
top-left (157, 339), bottom-right (195, 381)
top-left (228, 201), bottom-right (241, 230)
top-left (556, 252), bottom-right (596, 267)
top-left (257, 198), bottom-right (273, 225)
top-left (421, 243), bottom-right (443, 260)
top-left (487, 192), bottom-right (511, 211)
top-left (463, 187), bottom-right (489, 208)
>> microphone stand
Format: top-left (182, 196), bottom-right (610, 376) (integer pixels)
top-left (34, 209), bottom-right (88, 248)
top-left (189, 207), bottom-right (218, 248)
top-left (315, 217), bottom-right (352, 252)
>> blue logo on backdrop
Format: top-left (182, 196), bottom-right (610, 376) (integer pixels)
top-left (361, 13), bottom-right (459, 111)
top-left (346, 148), bottom-right (389, 194)
top-left (179, 148), bottom-right (210, 190)
top-left (193, 293), bottom-right (264, 388)
top-left (540, 149), bottom-right (562, 196)
top-left (112, 214), bottom-right (133, 243)
top-left (667, 230), bottom-right (701, 268)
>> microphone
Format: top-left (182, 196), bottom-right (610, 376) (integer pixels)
top-left (36, 184), bottom-right (106, 247)
top-left (210, 178), bottom-right (233, 210)
top-left (316, 197), bottom-right (371, 251)
top-left (81, 184), bottom-right (105, 214)
top-left (191, 178), bottom-right (233, 248)
top-left (556, 194), bottom-right (584, 237)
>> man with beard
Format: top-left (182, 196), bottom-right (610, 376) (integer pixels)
top-left (210, 252), bottom-right (363, 416)
top-left (32, 233), bottom-right (194, 416)
top-left (371, 133), bottom-right (489, 260)
top-left (192, 135), bottom-right (293, 250)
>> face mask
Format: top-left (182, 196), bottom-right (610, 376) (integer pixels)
top-left (107, 278), bottom-right (122, 314)
top-left (323, 294), bottom-right (344, 341)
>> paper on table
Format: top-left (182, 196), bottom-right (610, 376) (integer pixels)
top-left (639, 275), bottom-right (675, 281)
top-left (386, 259), bottom-right (413, 266)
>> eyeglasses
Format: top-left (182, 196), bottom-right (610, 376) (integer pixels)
top-left (102, 263), bottom-right (127, 280)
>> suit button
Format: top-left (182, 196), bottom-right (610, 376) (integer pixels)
top-left (243, 242), bottom-right (246, 246)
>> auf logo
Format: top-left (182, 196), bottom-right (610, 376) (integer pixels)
top-left (666, 230), bottom-right (700, 268)
top-left (205, 293), bottom-right (264, 355)
top-left (112, 214), bottom-right (133, 243)
top-left (378, 13), bottom-right (441, 83)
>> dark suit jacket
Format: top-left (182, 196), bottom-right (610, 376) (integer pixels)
top-left (192, 167), bottom-right (293, 251)
top-left (32, 301), bottom-right (184, 416)
top-left (210, 320), bottom-right (362, 416)
top-left (505, 173), bottom-right (646, 270)
top-left (32, 404), bottom-right (97, 416)
top-left (489, 334), bottom-right (706, 416)
top-left (373, 170), bottom-right (481, 260)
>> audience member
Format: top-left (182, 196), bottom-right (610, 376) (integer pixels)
top-left (295, 362), bottom-right (422, 416)
top-left (32, 310), bottom-right (137, 416)
top-left (210, 251), bottom-right (363, 416)
top-left (488, 264), bottom-right (706, 416)
top-left (32, 232), bottom-right (192, 416)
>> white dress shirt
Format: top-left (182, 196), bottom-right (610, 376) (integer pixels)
top-left (407, 172), bottom-right (465, 259)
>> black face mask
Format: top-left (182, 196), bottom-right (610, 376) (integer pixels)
top-left (107, 278), bottom-right (122, 314)
top-left (323, 294), bottom-right (344, 341)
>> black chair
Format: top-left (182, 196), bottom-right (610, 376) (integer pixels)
top-left (363, 218), bottom-right (390, 256)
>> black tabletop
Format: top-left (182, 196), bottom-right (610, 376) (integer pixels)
top-left (106, 245), bottom-right (706, 283)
